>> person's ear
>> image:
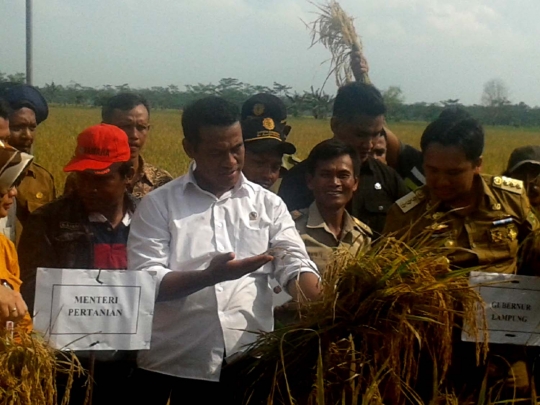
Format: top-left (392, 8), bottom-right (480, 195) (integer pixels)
top-left (474, 156), bottom-right (483, 174)
top-left (125, 166), bottom-right (136, 185)
top-left (183, 138), bottom-right (195, 159)
top-left (352, 176), bottom-right (359, 193)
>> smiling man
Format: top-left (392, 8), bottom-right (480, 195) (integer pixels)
top-left (127, 96), bottom-right (320, 404)
top-left (292, 139), bottom-right (372, 274)
top-left (279, 82), bottom-right (407, 236)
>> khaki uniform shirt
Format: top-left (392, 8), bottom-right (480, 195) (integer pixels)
top-left (384, 174), bottom-right (540, 274)
top-left (16, 162), bottom-right (56, 244)
top-left (63, 156), bottom-right (173, 198)
top-left (292, 202), bottom-right (372, 274)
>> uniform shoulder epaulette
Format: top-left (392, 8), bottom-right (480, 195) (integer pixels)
top-left (352, 217), bottom-right (373, 236)
top-left (492, 176), bottom-right (524, 195)
top-left (395, 189), bottom-right (426, 213)
top-left (290, 210), bottom-right (304, 221)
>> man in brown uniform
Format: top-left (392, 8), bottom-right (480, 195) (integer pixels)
top-left (64, 93), bottom-right (172, 197)
top-left (1, 85), bottom-right (56, 241)
top-left (384, 115), bottom-right (540, 398)
top-left (293, 139), bottom-right (371, 274)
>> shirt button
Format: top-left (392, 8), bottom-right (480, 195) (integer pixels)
top-left (107, 227), bottom-right (112, 232)
top-left (378, 205), bottom-right (384, 211)
top-left (216, 285), bottom-right (223, 292)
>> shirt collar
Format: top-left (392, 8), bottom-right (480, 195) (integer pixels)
top-left (306, 202), bottom-right (356, 238)
top-left (138, 155), bottom-right (157, 186)
top-left (88, 211), bottom-right (132, 227)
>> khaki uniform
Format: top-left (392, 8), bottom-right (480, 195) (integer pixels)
top-left (63, 155), bottom-right (173, 198)
top-left (385, 174), bottom-right (540, 396)
top-left (292, 202), bottom-right (372, 274)
top-left (384, 174), bottom-right (540, 274)
top-left (16, 162), bottom-right (56, 244)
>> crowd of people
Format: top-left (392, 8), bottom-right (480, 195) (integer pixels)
top-left (1, 79), bottom-right (540, 404)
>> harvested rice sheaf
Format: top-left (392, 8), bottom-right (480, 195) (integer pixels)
top-left (0, 329), bottom-right (84, 405)
top-left (240, 236), bottom-right (489, 405)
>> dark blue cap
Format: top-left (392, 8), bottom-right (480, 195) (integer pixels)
top-left (0, 84), bottom-right (49, 125)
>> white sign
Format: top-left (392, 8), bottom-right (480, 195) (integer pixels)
top-left (462, 271), bottom-right (540, 346)
top-left (33, 268), bottom-right (156, 351)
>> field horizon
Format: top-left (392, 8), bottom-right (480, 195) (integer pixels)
top-left (35, 107), bottom-right (540, 193)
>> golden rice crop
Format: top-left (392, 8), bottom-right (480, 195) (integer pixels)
top-left (0, 328), bottom-right (84, 405)
top-left (236, 234), bottom-right (488, 405)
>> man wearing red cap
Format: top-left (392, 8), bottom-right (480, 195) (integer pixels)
top-left (18, 124), bottom-right (137, 405)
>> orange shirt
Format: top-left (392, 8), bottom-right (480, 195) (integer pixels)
top-left (0, 234), bottom-right (32, 332)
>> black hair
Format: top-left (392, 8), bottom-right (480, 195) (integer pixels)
top-left (181, 97), bottom-right (239, 146)
top-left (332, 82), bottom-right (386, 121)
top-left (102, 93), bottom-right (150, 122)
top-left (306, 139), bottom-right (361, 177)
top-left (0, 99), bottom-right (10, 120)
top-left (420, 116), bottom-right (484, 162)
top-left (117, 161), bottom-right (134, 179)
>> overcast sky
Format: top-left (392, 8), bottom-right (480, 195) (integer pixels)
top-left (1, 0), bottom-right (539, 106)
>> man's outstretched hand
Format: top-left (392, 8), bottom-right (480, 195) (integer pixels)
top-left (205, 252), bottom-right (274, 283)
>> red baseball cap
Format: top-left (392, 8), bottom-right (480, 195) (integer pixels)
top-left (63, 124), bottom-right (130, 174)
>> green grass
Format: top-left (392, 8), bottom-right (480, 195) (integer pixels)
top-left (35, 107), bottom-right (540, 193)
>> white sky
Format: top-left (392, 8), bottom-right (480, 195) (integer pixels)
top-left (1, 0), bottom-right (539, 106)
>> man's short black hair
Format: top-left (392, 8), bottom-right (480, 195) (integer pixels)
top-left (0, 99), bottom-right (10, 120)
top-left (182, 97), bottom-right (239, 146)
top-left (332, 82), bottom-right (386, 121)
top-left (420, 116), bottom-right (484, 162)
top-left (306, 139), bottom-right (361, 177)
top-left (438, 106), bottom-right (471, 121)
top-left (102, 93), bottom-right (150, 122)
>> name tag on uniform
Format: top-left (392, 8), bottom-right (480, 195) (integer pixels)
top-left (462, 271), bottom-right (540, 346)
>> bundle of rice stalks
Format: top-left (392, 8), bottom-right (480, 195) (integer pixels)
top-left (306, 0), bottom-right (371, 87)
top-left (0, 328), bottom-right (84, 405)
top-left (239, 235), bottom-right (489, 405)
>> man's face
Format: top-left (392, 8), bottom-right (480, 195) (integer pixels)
top-left (74, 169), bottom-right (129, 213)
top-left (8, 107), bottom-right (37, 153)
top-left (0, 187), bottom-right (17, 218)
top-left (243, 149), bottom-right (282, 189)
top-left (423, 143), bottom-right (481, 204)
top-left (183, 123), bottom-right (244, 197)
top-left (331, 114), bottom-right (384, 162)
top-left (106, 104), bottom-right (150, 160)
top-left (307, 154), bottom-right (358, 210)
top-left (0, 118), bottom-right (10, 142)
top-left (370, 135), bottom-right (387, 164)
top-left (509, 164), bottom-right (540, 209)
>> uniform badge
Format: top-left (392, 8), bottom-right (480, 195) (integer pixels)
top-left (36, 192), bottom-right (43, 199)
top-left (262, 118), bottom-right (275, 131)
top-left (253, 103), bottom-right (265, 116)
top-left (491, 203), bottom-right (501, 211)
top-left (374, 182), bottom-right (382, 190)
top-left (249, 211), bottom-right (258, 220)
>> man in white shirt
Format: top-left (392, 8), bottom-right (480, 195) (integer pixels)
top-left (127, 96), bottom-right (320, 404)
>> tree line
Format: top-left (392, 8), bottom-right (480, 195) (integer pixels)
top-left (2, 72), bottom-right (540, 127)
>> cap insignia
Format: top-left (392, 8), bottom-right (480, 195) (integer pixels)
top-left (262, 118), bottom-right (275, 131)
top-left (253, 103), bottom-right (265, 116)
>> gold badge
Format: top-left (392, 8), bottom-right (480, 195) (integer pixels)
top-left (489, 228), bottom-right (505, 244)
top-left (262, 118), bottom-right (275, 131)
top-left (493, 177), bottom-right (503, 186)
top-left (36, 192), bottom-right (43, 199)
top-left (253, 103), bottom-right (265, 116)
top-left (508, 226), bottom-right (518, 241)
top-left (491, 203), bottom-right (501, 211)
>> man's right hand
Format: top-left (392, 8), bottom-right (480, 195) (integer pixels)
top-left (205, 253), bottom-right (273, 283)
top-left (0, 286), bottom-right (28, 323)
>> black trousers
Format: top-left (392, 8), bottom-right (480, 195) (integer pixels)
top-left (56, 358), bottom-right (136, 405)
top-left (128, 368), bottom-right (225, 405)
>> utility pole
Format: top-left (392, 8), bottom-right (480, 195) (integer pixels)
top-left (26, 0), bottom-right (33, 85)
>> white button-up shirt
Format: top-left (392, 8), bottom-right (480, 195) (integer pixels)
top-left (128, 163), bottom-right (317, 381)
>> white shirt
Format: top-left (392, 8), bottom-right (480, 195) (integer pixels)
top-left (127, 163), bottom-right (318, 382)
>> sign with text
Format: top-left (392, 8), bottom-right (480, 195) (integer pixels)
top-left (34, 268), bottom-right (156, 351)
top-left (462, 271), bottom-right (540, 346)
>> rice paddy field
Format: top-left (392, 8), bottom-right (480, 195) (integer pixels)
top-left (36, 106), bottom-right (540, 193)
